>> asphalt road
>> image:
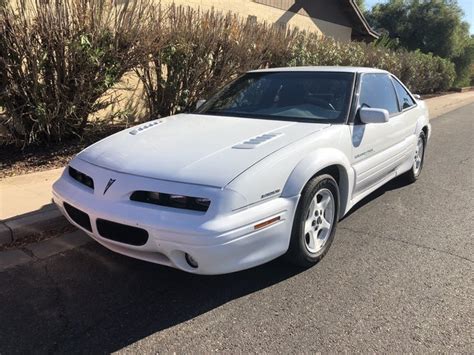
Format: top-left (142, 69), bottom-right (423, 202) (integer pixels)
top-left (1, 104), bottom-right (473, 353)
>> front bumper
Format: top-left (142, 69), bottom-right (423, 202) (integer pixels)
top-left (52, 162), bottom-right (298, 275)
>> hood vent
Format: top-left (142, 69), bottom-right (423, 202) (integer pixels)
top-left (233, 133), bottom-right (283, 149)
top-left (129, 120), bottom-right (162, 135)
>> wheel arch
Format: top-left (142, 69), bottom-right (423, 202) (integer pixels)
top-left (415, 103), bottom-right (431, 141)
top-left (421, 124), bottom-right (431, 141)
top-left (281, 149), bottom-right (354, 218)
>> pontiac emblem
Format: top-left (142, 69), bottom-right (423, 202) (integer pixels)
top-left (103, 178), bottom-right (116, 195)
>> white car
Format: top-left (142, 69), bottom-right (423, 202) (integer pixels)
top-left (53, 66), bottom-right (430, 274)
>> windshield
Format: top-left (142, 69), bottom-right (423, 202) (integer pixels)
top-left (196, 71), bottom-right (355, 123)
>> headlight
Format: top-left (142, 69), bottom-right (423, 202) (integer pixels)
top-left (194, 197), bottom-right (211, 209)
top-left (169, 194), bottom-right (188, 208)
top-left (69, 166), bottom-right (94, 189)
top-left (130, 191), bottom-right (211, 212)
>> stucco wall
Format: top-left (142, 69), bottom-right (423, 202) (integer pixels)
top-left (159, 0), bottom-right (353, 42)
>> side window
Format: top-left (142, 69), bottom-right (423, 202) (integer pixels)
top-left (359, 74), bottom-right (399, 114)
top-left (391, 77), bottom-right (416, 110)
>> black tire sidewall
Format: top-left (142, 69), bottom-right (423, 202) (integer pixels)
top-left (413, 131), bottom-right (427, 178)
top-left (288, 174), bottom-right (340, 267)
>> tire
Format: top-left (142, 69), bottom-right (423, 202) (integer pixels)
top-left (286, 174), bottom-right (340, 268)
top-left (401, 131), bottom-right (426, 183)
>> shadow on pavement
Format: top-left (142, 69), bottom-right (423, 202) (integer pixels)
top-left (0, 244), bottom-right (305, 353)
top-left (342, 175), bottom-right (413, 220)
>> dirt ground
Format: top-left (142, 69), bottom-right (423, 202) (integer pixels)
top-left (0, 125), bottom-right (125, 179)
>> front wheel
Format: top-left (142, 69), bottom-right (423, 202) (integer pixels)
top-left (286, 174), bottom-right (340, 268)
top-left (401, 131), bottom-right (426, 183)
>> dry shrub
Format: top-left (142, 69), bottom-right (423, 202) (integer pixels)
top-left (0, 0), bottom-right (159, 146)
top-left (1, 2), bottom-right (456, 147)
top-left (137, 5), bottom-right (297, 118)
top-left (139, 7), bottom-right (455, 120)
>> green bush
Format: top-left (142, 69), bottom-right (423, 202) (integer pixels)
top-left (280, 33), bottom-right (455, 93)
top-left (0, 0), bottom-right (158, 146)
top-left (452, 38), bottom-right (474, 88)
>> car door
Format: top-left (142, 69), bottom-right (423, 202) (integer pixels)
top-left (390, 75), bottom-right (419, 160)
top-left (350, 73), bottom-right (408, 196)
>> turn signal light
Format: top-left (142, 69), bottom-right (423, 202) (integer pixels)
top-left (254, 216), bottom-right (281, 230)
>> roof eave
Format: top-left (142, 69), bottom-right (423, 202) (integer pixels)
top-left (346, 0), bottom-right (380, 40)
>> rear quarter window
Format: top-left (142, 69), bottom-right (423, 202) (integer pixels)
top-left (391, 77), bottom-right (416, 110)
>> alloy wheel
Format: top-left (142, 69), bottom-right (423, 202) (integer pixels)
top-left (303, 188), bottom-right (335, 253)
top-left (414, 136), bottom-right (424, 176)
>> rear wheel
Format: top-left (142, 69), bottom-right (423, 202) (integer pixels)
top-left (401, 131), bottom-right (426, 183)
top-left (286, 174), bottom-right (339, 268)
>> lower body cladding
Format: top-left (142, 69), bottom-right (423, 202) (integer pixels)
top-left (53, 185), bottom-right (298, 275)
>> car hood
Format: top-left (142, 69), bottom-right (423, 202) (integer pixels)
top-left (77, 114), bottom-right (329, 187)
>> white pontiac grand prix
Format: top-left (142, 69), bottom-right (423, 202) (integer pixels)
top-left (53, 66), bottom-right (431, 274)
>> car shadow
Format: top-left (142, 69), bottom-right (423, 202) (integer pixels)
top-left (0, 244), bottom-right (306, 353)
top-left (342, 175), bottom-right (413, 220)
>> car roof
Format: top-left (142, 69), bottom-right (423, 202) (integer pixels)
top-left (249, 66), bottom-right (389, 74)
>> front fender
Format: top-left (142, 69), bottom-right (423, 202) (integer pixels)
top-left (281, 148), bottom-right (354, 216)
top-left (415, 101), bottom-right (431, 140)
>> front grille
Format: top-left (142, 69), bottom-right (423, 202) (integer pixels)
top-left (96, 219), bottom-right (148, 246)
top-left (64, 203), bottom-right (92, 232)
top-left (69, 166), bottom-right (94, 190)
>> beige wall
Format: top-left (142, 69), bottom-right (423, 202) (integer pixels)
top-left (160, 0), bottom-right (353, 42)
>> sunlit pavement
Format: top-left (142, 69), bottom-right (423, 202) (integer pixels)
top-left (0, 104), bottom-right (472, 353)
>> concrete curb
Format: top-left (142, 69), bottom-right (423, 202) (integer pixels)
top-left (0, 222), bottom-right (13, 245)
top-left (0, 230), bottom-right (90, 271)
top-left (0, 204), bottom-right (69, 246)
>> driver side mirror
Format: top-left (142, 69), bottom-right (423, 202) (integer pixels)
top-left (359, 107), bottom-right (390, 124)
top-left (196, 99), bottom-right (206, 109)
